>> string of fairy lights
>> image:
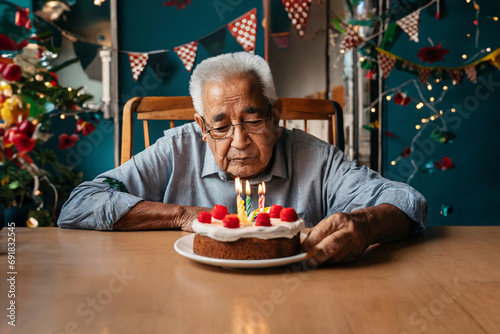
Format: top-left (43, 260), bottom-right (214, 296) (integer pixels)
top-left (352, 0), bottom-right (500, 186)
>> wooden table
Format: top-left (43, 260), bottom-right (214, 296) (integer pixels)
top-left (1, 226), bottom-right (499, 334)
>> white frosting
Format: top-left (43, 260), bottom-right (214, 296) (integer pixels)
top-left (192, 218), bottom-right (305, 242)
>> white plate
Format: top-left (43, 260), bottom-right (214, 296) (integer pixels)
top-left (174, 233), bottom-right (308, 269)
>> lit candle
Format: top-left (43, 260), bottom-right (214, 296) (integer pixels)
top-left (258, 182), bottom-right (266, 213)
top-left (245, 180), bottom-right (251, 219)
top-left (235, 177), bottom-right (246, 223)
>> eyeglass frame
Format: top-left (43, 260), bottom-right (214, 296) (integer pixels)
top-left (200, 104), bottom-right (273, 140)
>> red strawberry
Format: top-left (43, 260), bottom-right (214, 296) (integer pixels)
top-left (211, 204), bottom-right (228, 220)
top-left (197, 211), bottom-right (212, 224)
top-left (223, 214), bottom-right (240, 228)
top-left (269, 204), bottom-right (283, 218)
top-left (255, 213), bottom-right (271, 226)
top-left (280, 208), bottom-right (298, 222)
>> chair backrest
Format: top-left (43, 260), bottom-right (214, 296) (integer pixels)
top-left (121, 96), bottom-right (344, 165)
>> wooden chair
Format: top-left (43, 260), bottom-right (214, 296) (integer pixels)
top-left (121, 96), bottom-right (344, 165)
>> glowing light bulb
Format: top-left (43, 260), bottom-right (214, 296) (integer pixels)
top-left (359, 57), bottom-right (365, 62)
top-left (68, 87), bottom-right (72, 91)
top-left (416, 103), bottom-right (424, 109)
top-left (430, 115), bottom-right (436, 121)
top-left (435, 78), bottom-right (441, 83)
top-left (415, 125), bottom-right (421, 130)
top-left (340, 49), bottom-right (345, 54)
top-left (430, 97), bottom-right (435, 102)
top-left (467, 33), bottom-right (471, 37)
top-left (466, 0), bottom-right (471, 3)
top-left (486, 47), bottom-right (491, 52)
top-left (462, 54), bottom-right (468, 59)
top-left (494, 17), bottom-right (499, 21)
top-left (451, 108), bottom-right (456, 113)
top-left (421, 118), bottom-right (428, 123)
top-left (391, 161), bottom-right (396, 166)
top-left (427, 84), bottom-right (433, 90)
top-left (60, 114), bottom-right (66, 119)
top-left (386, 95), bottom-right (392, 101)
top-left (443, 86), bottom-right (448, 91)
top-left (452, 80), bottom-right (457, 85)
top-left (440, 110), bottom-right (444, 115)
top-left (370, 107), bottom-right (376, 113)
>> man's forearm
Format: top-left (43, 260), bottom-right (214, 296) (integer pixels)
top-left (360, 203), bottom-right (417, 245)
top-left (113, 201), bottom-right (210, 231)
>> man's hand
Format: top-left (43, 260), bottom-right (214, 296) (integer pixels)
top-left (302, 204), bottom-right (416, 266)
top-left (113, 201), bottom-right (210, 231)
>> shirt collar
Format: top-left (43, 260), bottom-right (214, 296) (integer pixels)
top-left (200, 128), bottom-right (288, 183)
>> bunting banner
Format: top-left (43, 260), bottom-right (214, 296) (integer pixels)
top-left (396, 10), bottom-right (420, 43)
top-left (271, 32), bottom-right (290, 49)
top-left (418, 67), bottom-right (432, 86)
top-left (449, 69), bottom-right (462, 84)
top-left (339, 25), bottom-right (363, 52)
top-left (378, 51), bottom-right (396, 79)
top-left (128, 52), bottom-right (149, 81)
top-left (464, 66), bottom-right (477, 84)
top-left (148, 51), bottom-right (170, 80)
top-left (281, 0), bottom-right (312, 37)
top-left (199, 28), bottom-right (226, 57)
top-left (227, 8), bottom-right (257, 52)
top-left (174, 41), bottom-right (198, 72)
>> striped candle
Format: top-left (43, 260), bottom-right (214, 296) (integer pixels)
top-left (245, 180), bottom-right (251, 220)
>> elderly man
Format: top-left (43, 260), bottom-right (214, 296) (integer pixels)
top-left (58, 52), bottom-right (427, 266)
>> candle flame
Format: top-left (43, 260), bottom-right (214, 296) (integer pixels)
top-left (262, 182), bottom-right (266, 194)
top-left (235, 177), bottom-right (242, 193)
top-left (258, 184), bottom-right (262, 195)
top-left (245, 180), bottom-right (251, 195)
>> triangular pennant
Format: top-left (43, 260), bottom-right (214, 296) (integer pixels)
top-left (339, 25), bottom-right (363, 52)
top-left (449, 69), bottom-right (462, 84)
top-left (281, 0), bottom-right (312, 37)
top-left (464, 66), bottom-right (477, 84)
top-left (128, 52), bottom-right (149, 81)
top-left (199, 28), bottom-right (226, 57)
top-left (271, 32), bottom-right (290, 49)
top-left (148, 51), bottom-right (170, 81)
top-left (174, 41), bottom-right (198, 72)
top-left (397, 10), bottom-right (420, 43)
top-left (73, 41), bottom-right (100, 71)
top-left (378, 52), bottom-right (396, 79)
top-left (418, 67), bottom-right (432, 86)
top-left (227, 8), bottom-right (257, 52)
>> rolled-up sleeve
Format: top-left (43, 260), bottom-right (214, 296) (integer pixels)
top-left (325, 150), bottom-right (428, 232)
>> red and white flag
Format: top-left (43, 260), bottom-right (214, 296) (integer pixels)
top-left (464, 66), bottom-right (477, 84)
top-left (228, 8), bottom-right (257, 52)
top-left (449, 69), bottom-right (462, 84)
top-left (128, 53), bottom-right (149, 81)
top-left (339, 25), bottom-right (363, 52)
top-left (418, 67), bottom-right (432, 86)
top-left (281, 0), bottom-right (312, 37)
top-left (174, 41), bottom-right (198, 72)
top-left (378, 52), bottom-right (396, 79)
top-left (397, 10), bottom-right (420, 43)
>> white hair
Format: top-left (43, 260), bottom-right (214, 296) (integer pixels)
top-left (189, 52), bottom-right (277, 115)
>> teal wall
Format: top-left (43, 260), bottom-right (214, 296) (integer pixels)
top-left (383, 0), bottom-right (500, 226)
top-left (117, 0), bottom-right (265, 150)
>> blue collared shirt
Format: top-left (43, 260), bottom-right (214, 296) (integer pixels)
top-left (58, 122), bottom-right (428, 231)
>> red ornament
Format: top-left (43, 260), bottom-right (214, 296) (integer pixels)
top-left (12, 132), bottom-right (36, 153)
top-left (394, 92), bottom-right (411, 106)
top-left (0, 34), bottom-right (27, 51)
top-left (18, 120), bottom-right (36, 137)
top-left (75, 119), bottom-right (96, 136)
top-left (15, 7), bottom-right (32, 29)
top-left (58, 134), bottom-right (79, 150)
top-left (473, 20), bottom-right (478, 25)
top-left (0, 63), bottom-right (22, 82)
top-left (417, 43), bottom-right (449, 64)
top-left (435, 157), bottom-right (455, 170)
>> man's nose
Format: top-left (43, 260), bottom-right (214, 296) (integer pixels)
top-left (231, 124), bottom-right (251, 149)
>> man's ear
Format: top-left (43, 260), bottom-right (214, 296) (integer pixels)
top-left (272, 99), bottom-right (282, 127)
top-left (194, 114), bottom-right (208, 142)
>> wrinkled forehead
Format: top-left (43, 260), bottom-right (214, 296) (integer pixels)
top-left (202, 75), bottom-right (268, 121)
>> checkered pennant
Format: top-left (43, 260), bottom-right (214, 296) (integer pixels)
top-left (281, 0), bottom-right (312, 37)
top-left (339, 25), bottom-right (362, 52)
top-left (174, 41), bottom-right (198, 72)
top-left (128, 53), bottom-right (149, 81)
top-left (464, 66), bottom-right (477, 84)
top-left (397, 10), bottom-right (420, 43)
top-left (449, 69), bottom-right (462, 84)
top-left (378, 52), bottom-right (396, 79)
top-left (418, 67), bottom-right (432, 86)
top-left (228, 8), bottom-right (257, 52)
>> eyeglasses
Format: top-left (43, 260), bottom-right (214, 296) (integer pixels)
top-left (201, 105), bottom-right (273, 140)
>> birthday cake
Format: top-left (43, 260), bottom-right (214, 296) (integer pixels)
top-left (192, 204), bottom-right (305, 260)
